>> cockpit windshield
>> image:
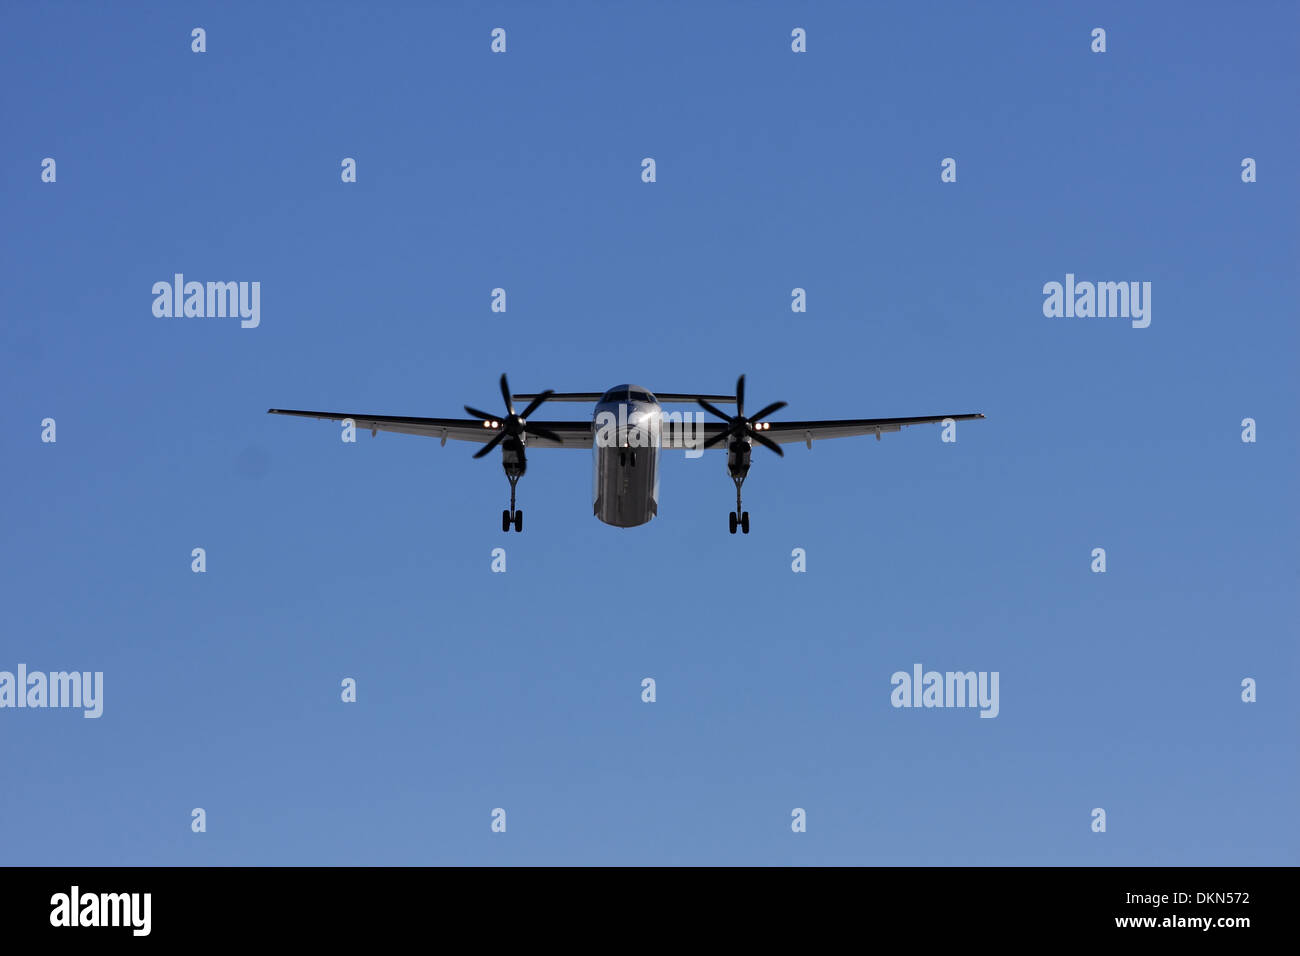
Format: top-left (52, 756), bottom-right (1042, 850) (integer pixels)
top-left (600, 386), bottom-right (656, 404)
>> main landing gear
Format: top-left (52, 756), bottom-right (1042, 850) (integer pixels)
top-left (727, 443), bottom-right (752, 535)
top-left (501, 461), bottom-right (524, 533)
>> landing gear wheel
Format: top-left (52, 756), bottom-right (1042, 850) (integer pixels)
top-left (514, 510), bottom-right (523, 533)
top-left (728, 511), bottom-right (738, 534)
top-left (502, 510), bottom-right (511, 532)
top-left (740, 511), bottom-right (750, 534)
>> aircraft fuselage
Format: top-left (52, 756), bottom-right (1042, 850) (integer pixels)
top-left (591, 385), bottom-right (662, 527)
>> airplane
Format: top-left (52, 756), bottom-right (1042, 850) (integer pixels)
top-left (268, 374), bottom-right (984, 534)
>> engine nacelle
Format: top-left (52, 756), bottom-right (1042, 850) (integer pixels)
top-left (727, 437), bottom-right (751, 480)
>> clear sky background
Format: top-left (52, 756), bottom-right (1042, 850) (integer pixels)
top-left (2, 1), bottom-right (1296, 865)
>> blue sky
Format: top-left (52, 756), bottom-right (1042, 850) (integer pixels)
top-left (2, 1), bottom-right (1296, 865)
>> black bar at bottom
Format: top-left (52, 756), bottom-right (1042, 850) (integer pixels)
top-left (0, 866), bottom-right (1279, 943)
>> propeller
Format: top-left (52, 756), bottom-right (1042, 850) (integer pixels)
top-left (465, 373), bottom-right (561, 458)
top-left (697, 374), bottom-right (787, 457)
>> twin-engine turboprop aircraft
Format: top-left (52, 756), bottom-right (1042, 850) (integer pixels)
top-left (269, 374), bottom-right (983, 534)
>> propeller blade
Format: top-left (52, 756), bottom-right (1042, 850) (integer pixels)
top-left (750, 429), bottom-right (784, 457)
top-left (697, 399), bottom-right (733, 423)
top-left (499, 373), bottom-right (515, 417)
top-left (464, 405), bottom-right (498, 422)
top-left (747, 400), bottom-right (787, 423)
top-left (519, 389), bottom-right (554, 421)
top-left (472, 430), bottom-right (507, 459)
top-left (703, 429), bottom-right (731, 449)
top-left (526, 425), bottom-right (563, 444)
top-left (735, 374), bottom-right (745, 418)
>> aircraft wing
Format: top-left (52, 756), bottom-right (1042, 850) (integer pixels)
top-left (266, 409), bottom-right (593, 449)
top-left (655, 413), bottom-right (983, 452)
top-left (657, 413), bottom-right (980, 449)
top-left (268, 408), bottom-right (982, 451)
top-left (759, 413), bottom-right (984, 446)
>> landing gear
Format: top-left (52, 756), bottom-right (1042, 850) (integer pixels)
top-left (501, 453), bottom-right (526, 533)
top-left (726, 440), bottom-right (753, 534)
